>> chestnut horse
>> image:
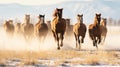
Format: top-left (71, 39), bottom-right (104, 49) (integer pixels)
top-left (3, 20), bottom-right (15, 37)
top-left (89, 13), bottom-right (101, 49)
top-left (22, 15), bottom-right (34, 41)
top-left (35, 14), bottom-right (48, 41)
top-left (100, 18), bottom-right (107, 44)
top-left (51, 8), bottom-right (66, 50)
top-left (73, 14), bottom-right (87, 49)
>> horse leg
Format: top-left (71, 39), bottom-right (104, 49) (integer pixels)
top-left (52, 30), bottom-right (57, 41)
top-left (93, 37), bottom-right (98, 49)
top-left (60, 32), bottom-right (64, 47)
top-left (92, 36), bottom-right (95, 46)
top-left (98, 35), bottom-right (101, 44)
top-left (74, 33), bottom-right (78, 48)
top-left (89, 29), bottom-right (94, 40)
top-left (56, 33), bottom-right (60, 50)
top-left (78, 36), bottom-right (81, 50)
top-left (103, 35), bottom-right (106, 44)
top-left (95, 38), bottom-right (98, 49)
top-left (81, 36), bottom-right (85, 43)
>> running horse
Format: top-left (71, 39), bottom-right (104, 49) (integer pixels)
top-left (21, 14), bottom-right (34, 41)
top-left (73, 14), bottom-right (87, 49)
top-left (100, 18), bottom-right (107, 44)
top-left (89, 13), bottom-right (102, 49)
top-left (3, 20), bottom-right (15, 37)
top-left (51, 8), bottom-right (66, 50)
top-left (35, 14), bottom-right (48, 41)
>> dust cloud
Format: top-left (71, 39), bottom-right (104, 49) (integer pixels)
top-left (0, 26), bottom-right (120, 51)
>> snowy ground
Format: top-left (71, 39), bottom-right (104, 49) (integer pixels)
top-left (0, 26), bottom-right (120, 67)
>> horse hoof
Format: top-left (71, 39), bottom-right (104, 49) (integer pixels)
top-left (57, 47), bottom-right (60, 50)
top-left (81, 40), bottom-right (84, 43)
top-left (98, 40), bottom-right (101, 44)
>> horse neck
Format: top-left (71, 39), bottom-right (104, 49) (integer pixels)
top-left (77, 19), bottom-right (83, 24)
top-left (103, 22), bottom-right (106, 27)
top-left (57, 16), bottom-right (62, 21)
top-left (93, 18), bottom-right (100, 27)
top-left (25, 19), bottom-right (30, 24)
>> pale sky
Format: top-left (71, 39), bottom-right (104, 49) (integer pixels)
top-left (0, 0), bottom-right (97, 5)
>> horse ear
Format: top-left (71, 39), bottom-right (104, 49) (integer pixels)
top-left (38, 14), bottom-right (40, 18)
top-left (39, 14), bottom-right (40, 16)
top-left (99, 13), bottom-right (101, 16)
top-left (96, 13), bottom-right (98, 16)
top-left (81, 14), bottom-right (83, 16)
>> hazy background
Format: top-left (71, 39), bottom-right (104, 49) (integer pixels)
top-left (0, 0), bottom-right (120, 25)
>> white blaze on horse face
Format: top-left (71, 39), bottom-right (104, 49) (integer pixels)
top-left (41, 17), bottom-right (44, 23)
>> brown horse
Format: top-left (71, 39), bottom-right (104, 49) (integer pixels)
top-left (3, 20), bottom-right (15, 37)
top-left (51, 8), bottom-right (66, 50)
top-left (100, 18), bottom-right (107, 44)
top-left (22, 14), bottom-right (34, 41)
top-left (73, 14), bottom-right (87, 49)
top-left (15, 23), bottom-right (22, 35)
top-left (89, 13), bottom-right (101, 49)
top-left (35, 14), bottom-right (48, 41)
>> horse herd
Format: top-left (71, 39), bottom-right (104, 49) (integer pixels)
top-left (3, 8), bottom-right (107, 50)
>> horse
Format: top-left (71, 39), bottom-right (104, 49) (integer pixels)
top-left (100, 18), bottom-right (107, 44)
top-left (73, 14), bottom-right (87, 49)
top-left (21, 14), bottom-right (34, 41)
top-left (51, 8), bottom-right (66, 50)
top-left (3, 20), bottom-right (15, 37)
top-left (15, 23), bottom-right (22, 35)
top-left (65, 19), bottom-right (73, 36)
top-left (35, 14), bottom-right (48, 41)
top-left (89, 13), bottom-right (101, 49)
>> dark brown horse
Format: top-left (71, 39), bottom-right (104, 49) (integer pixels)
top-left (100, 18), bottom-right (107, 44)
top-left (89, 13), bottom-right (101, 49)
top-left (22, 14), bottom-right (34, 41)
top-left (35, 14), bottom-right (48, 41)
top-left (3, 20), bottom-right (15, 37)
top-left (51, 8), bottom-right (66, 50)
top-left (73, 14), bottom-right (87, 49)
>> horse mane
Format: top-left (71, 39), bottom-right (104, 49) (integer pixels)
top-left (52, 9), bottom-right (58, 17)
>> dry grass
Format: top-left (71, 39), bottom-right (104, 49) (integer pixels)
top-left (0, 50), bottom-right (120, 66)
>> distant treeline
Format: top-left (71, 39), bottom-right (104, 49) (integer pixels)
top-left (107, 18), bottom-right (120, 26)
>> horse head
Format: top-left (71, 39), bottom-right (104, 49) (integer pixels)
top-left (95, 13), bottom-right (101, 26)
top-left (38, 14), bottom-right (45, 23)
top-left (53, 8), bottom-right (63, 19)
top-left (24, 14), bottom-right (30, 24)
top-left (8, 20), bottom-right (13, 24)
top-left (77, 14), bottom-right (83, 23)
top-left (101, 18), bottom-right (107, 26)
